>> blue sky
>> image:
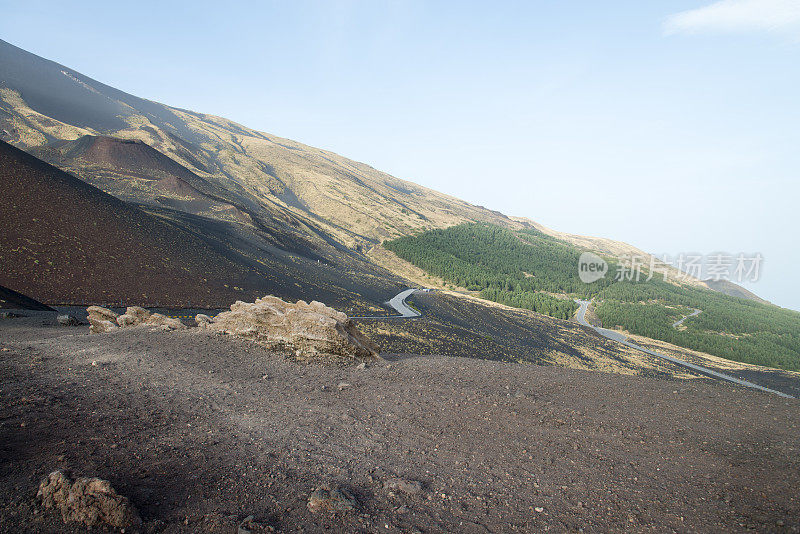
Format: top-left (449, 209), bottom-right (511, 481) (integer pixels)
top-left (2, 1), bottom-right (799, 310)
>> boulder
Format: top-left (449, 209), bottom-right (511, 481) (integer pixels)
top-left (88, 319), bottom-right (117, 334)
top-left (37, 470), bottom-right (141, 528)
top-left (86, 306), bottom-right (118, 322)
top-left (384, 477), bottom-right (424, 495)
top-left (88, 305), bottom-right (185, 332)
top-left (207, 296), bottom-right (379, 360)
top-left (87, 306), bottom-right (119, 334)
top-left (116, 306), bottom-right (152, 327)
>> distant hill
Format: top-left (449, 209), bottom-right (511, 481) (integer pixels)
top-left (703, 279), bottom-right (769, 305)
top-left (513, 216), bottom-right (769, 304)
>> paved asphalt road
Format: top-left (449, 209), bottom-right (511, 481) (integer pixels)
top-left (351, 288), bottom-right (421, 319)
top-left (574, 299), bottom-right (793, 398)
top-left (386, 288), bottom-right (422, 318)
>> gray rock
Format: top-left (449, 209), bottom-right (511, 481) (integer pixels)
top-left (88, 318), bottom-right (118, 334)
top-left (57, 314), bottom-right (81, 326)
top-left (384, 477), bottom-right (424, 495)
top-left (86, 306), bottom-right (119, 334)
top-left (206, 295), bottom-right (379, 361)
top-left (144, 312), bottom-right (186, 330)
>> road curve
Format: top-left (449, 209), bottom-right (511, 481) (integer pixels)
top-left (387, 288), bottom-right (422, 318)
top-left (575, 300), bottom-right (793, 399)
top-left (351, 288), bottom-right (421, 319)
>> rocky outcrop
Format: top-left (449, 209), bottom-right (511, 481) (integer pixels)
top-left (37, 470), bottom-right (141, 528)
top-left (116, 306), bottom-right (151, 326)
top-left (87, 305), bottom-right (185, 333)
top-left (204, 296), bottom-right (379, 360)
top-left (139, 312), bottom-right (185, 330)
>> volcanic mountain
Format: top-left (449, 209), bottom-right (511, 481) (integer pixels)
top-left (0, 37), bottom-right (767, 307)
top-left (0, 38), bottom-right (517, 251)
top-left (0, 35), bottom-right (776, 315)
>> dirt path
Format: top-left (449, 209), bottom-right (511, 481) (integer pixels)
top-left (1, 317), bottom-right (798, 533)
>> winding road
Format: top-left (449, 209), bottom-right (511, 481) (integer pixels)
top-left (672, 308), bottom-right (701, 328)
top-left (575, 300), bottom-right (793, 399)
top-left (167, 290), bottom-right (789, 398)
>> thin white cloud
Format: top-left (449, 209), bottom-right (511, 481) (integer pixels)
top-left (664, 0), bottom-right (800, 36)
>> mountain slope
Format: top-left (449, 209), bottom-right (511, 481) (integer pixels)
top-left (0, 37), bottom-right (769, 308)
top-left (0, 38), bottom-right (520, 251)
top-left (0, 285), bottom-right (54, 311)
top-left (31, 134), bottom-right (256, 224)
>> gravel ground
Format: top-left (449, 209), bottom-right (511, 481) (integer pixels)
top-left (1, 317), bottom-right (798, 533)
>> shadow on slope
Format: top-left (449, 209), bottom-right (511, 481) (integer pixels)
top-left (0, 140), bottom-right (403, 311)
top-left (0, 285), bottom-right (54, 311)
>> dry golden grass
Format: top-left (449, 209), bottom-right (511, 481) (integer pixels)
top-left (365, 245), bottom-right (470, 291)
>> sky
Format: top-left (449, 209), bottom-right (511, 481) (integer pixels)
top-left (2, 0), bottom-right (799, 310)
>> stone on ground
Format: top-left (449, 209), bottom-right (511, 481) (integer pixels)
top-left (37, 469), bottom-right (140, 528)
top-left (144, 312), bottom-right (185, 330)
top-left (56, 314), bottom-right (81, 326)
top-left (307, 485), bottom-right (358, 513)
top-left (116, 306), bottom-right (151, 326)
top-left (195, 313), bottom-right (213, 328)
top-left (384, 477), bottom-right (424, 495)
